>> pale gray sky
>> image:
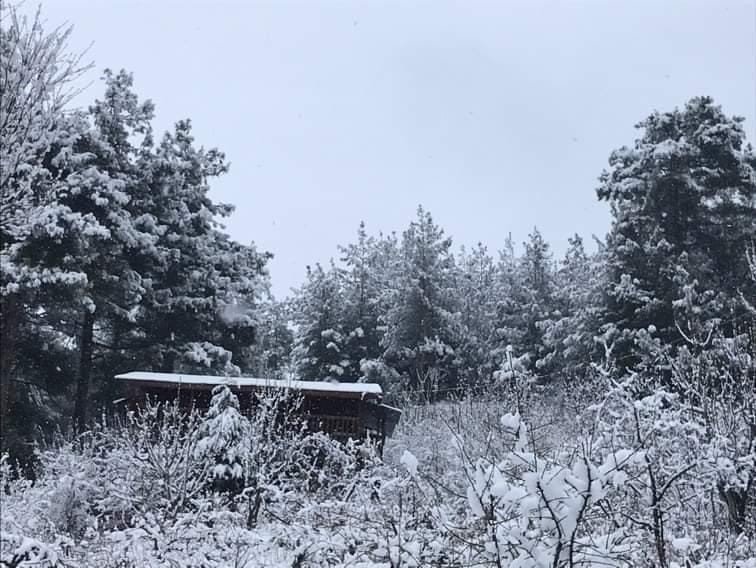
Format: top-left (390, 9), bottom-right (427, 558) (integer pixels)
top-left (27, 0), bottom-right (756, 298)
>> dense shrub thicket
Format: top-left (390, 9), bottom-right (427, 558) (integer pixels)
top-left (2, 352), bottom-right (755, 567)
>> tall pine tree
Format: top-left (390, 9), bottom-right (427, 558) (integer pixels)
top-left (597, 97), bottom-right (756, 368)
top-left (381, 207), bottom-right (462, 399)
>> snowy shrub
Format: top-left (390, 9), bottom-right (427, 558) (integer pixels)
top-left (102, 509), bottom-right (265, 567)
top-left (387, 368), bottom-right (756, 568)
top-left (0, 452), bottom-right (15, 494)
top-left (399, 410), bottom-right (634, 566)
top-left (0, 532), bottom-right (73, 568)
top-left (55, 399), bottom-right (214, 539)
top-left (667, 334), bottom-right (756, 537)
top-left (238, 388), bottom-right (373, 529)
top-left (43, 455), bottom-right (99, 539)
top-left (586, 378), bottom-right (707, 565)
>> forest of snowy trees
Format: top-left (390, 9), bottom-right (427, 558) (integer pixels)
top-left (288, 95), bottom-right (756, 394)
top-left (1, 6), bottom-right (756, 567)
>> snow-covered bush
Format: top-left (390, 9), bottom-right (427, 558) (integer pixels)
top-left (667, 334), bottom-right (756, 537)
top-left (97, 401), bottom-right (210, 528)
top-left (239, 388), bottom-right (373, 529)
top-left (387, 367), bottom-right (756, 568)
top-left (43, 451), bottom-right (101, 540)
top-left (0, 532), bottom-right (73, 568)
top-left (390, 404), bottom-right (637, 567)
top-left (586, 378), bottom-right (709, 565)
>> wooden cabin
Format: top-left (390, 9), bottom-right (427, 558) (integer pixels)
top-left (114, 371), bottom-right (401, 449)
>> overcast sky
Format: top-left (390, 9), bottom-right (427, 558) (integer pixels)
top-left (26, 0), bottom-right (756, 298)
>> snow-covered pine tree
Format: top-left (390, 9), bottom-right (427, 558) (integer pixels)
top-left (337, 222), bottom-right (385, 381)
top-left (246, 295), bottom-right (294, 379)
top-left (491, 229), bottom-right (556, 377)
top-left (2, 62), bottom-right (272, 441)
top-left (356, 230), bottom-right (402, 387)
top-left (0, 6), bottom-right (92, 437)
top-left (381, 206), bottom-right (462, 400)
top-left (67, 70), bottom-right (161, 430)
top-left (520, 227), bottom-right (556, 374)
top-left (490, 234), bottom-right (525, 373)
top-left (291, 263), bottom-right (348, 380)
top-left (540, 234), bottom-right (607, 379)
top-left (197, 383), bottom-right (249, 494)
top-left (2, 68), bottom-right (158, 432)
top-left (597, 97), bottom-right (756, 368)
top-left (455, 242), bottom-right (497, 390)
top-left (133, 116), bottom-right (270, 377)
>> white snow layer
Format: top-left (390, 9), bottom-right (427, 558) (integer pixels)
top-left (115, 370), bottom-right (383, 396)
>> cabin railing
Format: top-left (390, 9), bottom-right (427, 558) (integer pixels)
top-left (307, 414), bottom-right (363, 436)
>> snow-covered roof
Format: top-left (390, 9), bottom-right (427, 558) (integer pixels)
top-left (115, 371), bottom-right (383, 399)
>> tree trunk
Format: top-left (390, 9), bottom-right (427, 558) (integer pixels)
top-left (0, 294), bottom-right (20, 447)
top-left (73, 309), bottom-right (95, 433)
top-left (719, 479), bottom-right (753, 534)
top-left (161, 350), bottom-right (177, 373)
top-left (246, 487), bottom-right (262, 529)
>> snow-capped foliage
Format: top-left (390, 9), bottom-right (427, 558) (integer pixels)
top-left (540, 234), bottom-right (608, 378)
top-left (197, 384), bottom-right (249, 490)
top-left (383, 370), bottom-right (756, 567)
top-left (400, 449), bottom-right (418, 476)
top-left (0, 6), bottom-right (90, 237)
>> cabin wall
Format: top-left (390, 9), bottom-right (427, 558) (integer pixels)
top-left (120, 383), bottom-right (389, 445)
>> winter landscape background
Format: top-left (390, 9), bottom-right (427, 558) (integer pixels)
top-left (1, 2), bottom-right (756, 567)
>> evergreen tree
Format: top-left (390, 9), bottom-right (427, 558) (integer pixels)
top-left (521, 227), bottom-right (556, 373)
top-left (68, 70), bottom-right (159, 430)
top-left (455, 243), bottom-right (497, 389)
top-left (289, 226), bottom-right (402, 385)
top-left (357, 231), bottom-right (403, 387)
top-left (0, 7), bottom-right (91, 439)
top-left (540, 234), bottom-right (607, 379)
top-left (291, 263), bottom-right (348, 380)
top-left (597, 97), bottom-right (756, 367)
top-left (491, 229), bottom-right (556, 376)
top-left (2, 64), bottom-right (271, 443)
top-left (381, 207), bottom-right (462, 399)
top-left (247, 296), bottom-right (294, 379)
top-left (338, 222), bottom-right (385, 380)
top-left (2, 68), bottom-right (157, 432)
top-left (133, 115), bottom-right (270, 377)
top-left (491, 234), bottom-right (524, 372)
top-left (197, 384), bottom-right (249, 493)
